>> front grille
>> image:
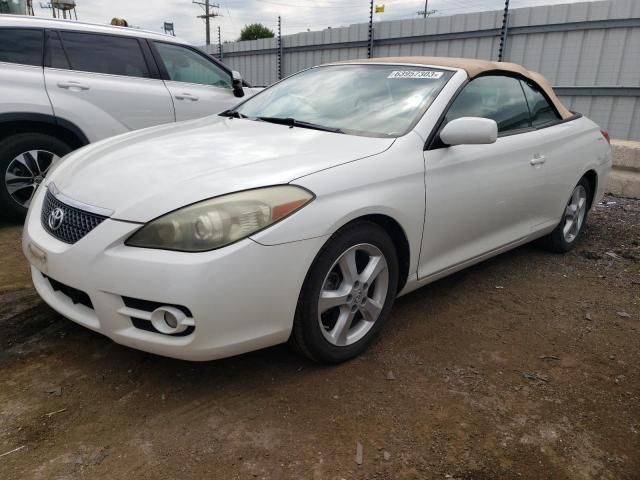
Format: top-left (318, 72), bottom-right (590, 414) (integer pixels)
top-left (45, 275), bottom-right (93, 310)
top-left (41, 189), bottom-right (107, 244)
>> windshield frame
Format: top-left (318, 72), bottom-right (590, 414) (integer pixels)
top-left (224, 63), bottom-right (456, 138)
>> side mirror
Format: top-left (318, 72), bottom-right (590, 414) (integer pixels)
top-left (439, 117), bottom-right (498, 146)
top-left (231, 70), bottom-right (245, 98)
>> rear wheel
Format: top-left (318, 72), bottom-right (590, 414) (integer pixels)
top-left (0, 133), bottom-right (71, 220)
top-left (544, 177), bottom-right (591, 253)
top-left (290, 221), bottom-right (399, 364)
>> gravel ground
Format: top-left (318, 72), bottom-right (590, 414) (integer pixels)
top-left (0, 196), bottom-right (638, 480)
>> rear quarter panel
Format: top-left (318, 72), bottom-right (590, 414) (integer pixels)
top-left (535, 115), bottom-right (611, 228)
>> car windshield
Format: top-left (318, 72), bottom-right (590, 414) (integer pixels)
top-left (233, 64), bottom-right (454, 137)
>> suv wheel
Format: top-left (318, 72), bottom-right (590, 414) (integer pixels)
top-left (0, 133), bottom-right (72, 220)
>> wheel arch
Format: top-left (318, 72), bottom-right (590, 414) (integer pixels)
top-left (582, 169), bottom-right (598, 209)
top-left (338, 214), bottom-right (411, 293)
top-left (0, 113), bottom-right (89, 150)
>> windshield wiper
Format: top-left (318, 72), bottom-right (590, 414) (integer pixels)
top-left (256, 116), bottom-right (343, 134)
top-left (219, 109), bottom-right (248, 119)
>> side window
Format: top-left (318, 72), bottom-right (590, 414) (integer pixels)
top-left (445, 75), bottom-right (531, 134)
top-left (59, 32), bottom-right (149, 78)
top-left (520, 81), bottom-right (561, 128)
top-left (154, 42), bottom-right (231, 88)
top-left (45, 31), bottom-right (70, 69)
top-left (0, 28), bottom-right (43, 66)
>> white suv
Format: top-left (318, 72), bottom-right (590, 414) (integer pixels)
top-left (0, 15), bottom-right (257, 219)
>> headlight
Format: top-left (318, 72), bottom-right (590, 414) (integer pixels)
top-left (126, 185), bottom-right (314, 252)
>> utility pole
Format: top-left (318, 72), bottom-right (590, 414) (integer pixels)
top-left (498, 0), bottom-right (510, 61)
top-left (417, 0), bottom-right (436, 18)
top-left (192, 0), bottom-right (220, 46)
top-left (367, 0), bottom-right (374, 58)
top-left (218, 25), bottom-right (223, 59)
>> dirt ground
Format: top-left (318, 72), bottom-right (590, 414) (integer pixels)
top-left (0, 196), bottom-right (638, 480)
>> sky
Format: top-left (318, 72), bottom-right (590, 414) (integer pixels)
top-left (30, 0), bottom-right (600, 45)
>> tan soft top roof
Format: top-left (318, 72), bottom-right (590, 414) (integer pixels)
top-left (334, 56), bottom-right (572, 119)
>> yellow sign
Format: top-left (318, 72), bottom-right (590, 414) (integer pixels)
top-left (375, 5), bottom-right (385, 13)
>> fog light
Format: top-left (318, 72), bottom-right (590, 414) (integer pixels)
top-left (150, 306), bottom-right (188, 334)
top-left (163, 311), bottom-right (178, 328)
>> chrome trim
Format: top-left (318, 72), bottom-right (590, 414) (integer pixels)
top-left (47, 183), bottom-right (114, 217)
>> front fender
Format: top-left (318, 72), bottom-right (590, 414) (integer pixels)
top-left (250, 134), bottom-right (426, 277)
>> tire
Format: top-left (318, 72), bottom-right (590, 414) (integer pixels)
top-left (543, 177), bottom-right (591, 253)
top-left (290, 221), bottom-right (399, 364)
top-left (0, 133), bottom-right (72, 220)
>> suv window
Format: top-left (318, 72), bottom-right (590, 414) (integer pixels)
top-left (445, 75), bottom-right (531, 134)
top-left (0, 28), bottom-right (43, 67)
top-left (59, 31), bottom-right (149, 78)
top-left (154, 42), bottom-right (231, 88)
top-left (520, 81), bottom-right (561, 128)
top-left (46, 31), bottom-right (70, 69)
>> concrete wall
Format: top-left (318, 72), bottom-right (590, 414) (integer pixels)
top-left (609, 140), bottom-right (640, 198)
top-left (207, 0), bottom-right (640, 141)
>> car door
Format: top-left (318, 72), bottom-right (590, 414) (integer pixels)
top-left (44, 30), bottom-right (175, 142)
top-left (519, 80), bottom-right (579, 229)
top-left (0, 27), bottom-right (53, 118)
top-left (151, 41), bottom-right (240, 120)
top-left (419, 74), bottom-right (545, 279)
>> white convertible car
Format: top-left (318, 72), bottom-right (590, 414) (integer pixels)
top-left (23, 57), bottom-right (612, 363)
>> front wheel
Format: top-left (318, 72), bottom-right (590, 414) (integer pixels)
top-left (290, 221), bottom-right (399, 364)
top-left (544, 177), bottom-right (591, 253)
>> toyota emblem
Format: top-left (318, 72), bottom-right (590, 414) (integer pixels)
top-left (48, 207), bottom-right (65, 231)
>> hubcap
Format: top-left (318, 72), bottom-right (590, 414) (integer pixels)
top-left (5, 150), bottom-right (60, 208)
top-left (318, 243), bottom-right (389, 347)
top-left (563, 185), bottom-right (587, 243)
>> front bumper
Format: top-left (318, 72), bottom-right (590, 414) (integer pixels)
top-left (23, 187), bottom-right (326, 361)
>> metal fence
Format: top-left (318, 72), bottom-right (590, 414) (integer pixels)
top-left (205, 0), bottom-right (640, 140)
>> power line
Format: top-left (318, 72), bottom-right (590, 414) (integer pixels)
top-left (218, 0), bottom-right (593, 44)
top-left (253, 0), bottom-right (364, 9)
top-left (256, 0), bottom-right (363, 6)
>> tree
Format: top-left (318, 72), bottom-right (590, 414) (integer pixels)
top-left (239, 23), bottom-right (275, 41)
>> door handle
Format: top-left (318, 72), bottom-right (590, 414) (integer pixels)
top-left (175, 93), bottom-right (199, 101)
top-left (57, 81), bottom-right (90, 91)
top-left (529, 154), bottom-right (546, 166)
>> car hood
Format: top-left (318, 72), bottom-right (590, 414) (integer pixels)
top-left (47, 116), bottom-right (395, 222)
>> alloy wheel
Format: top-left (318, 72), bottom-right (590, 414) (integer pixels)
top-left (317, 243), bottom-right (389, 347)
top-left (5, 150), bottom-right (59, 208)
top-left (563, 184), bottom-right (587, 243)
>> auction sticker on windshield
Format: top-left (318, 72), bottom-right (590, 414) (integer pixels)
top-left (387, 70), bottom-right (444, 79)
